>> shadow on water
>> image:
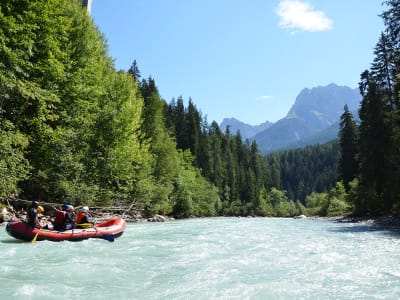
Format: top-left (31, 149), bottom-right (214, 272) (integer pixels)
top-left (329, 221), bottom-right (400, 238)
top-left (1, 238), bottom-right (26, 244)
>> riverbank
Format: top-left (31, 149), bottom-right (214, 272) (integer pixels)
top-left (309, 214), bottom-right (400, 230)
top-left (1, 198), bottom-right (400, 229)
top-left (337, 214), bottom-right (400, 229)
top-left (0, 198), bottom-right (175, 225)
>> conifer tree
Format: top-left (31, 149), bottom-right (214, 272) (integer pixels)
top-left (128, 59), bottom-right (141, 82)
top-left (357, 75), bottom-right (390, 212)
top-left (355, 0), bottom-right (400, 213)
top-left (186, 99), bottom-right (201, 158)
top-left (370, 33), bottom-right (395, 108)
top-left (381, 0), bottom-right (400, 107)
top-left (174, 96), bottom-right (187, 150)
top-left (338, 105), bottom-right (359, 190)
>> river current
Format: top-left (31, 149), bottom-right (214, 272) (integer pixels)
top-left (1, 217), bottom-right (400, 299)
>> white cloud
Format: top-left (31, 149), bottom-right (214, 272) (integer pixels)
top-left (276, 0), bottom-right (333, 33)
top-left (256, 95), bottom-right (273, 101)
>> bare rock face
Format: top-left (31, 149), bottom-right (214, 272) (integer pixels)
top-left (147, 214), bottom-right (175, 222)
top-left (148, 214), bottom-right (167, 222)
top-left (293, 214), bottom-right (307, 219)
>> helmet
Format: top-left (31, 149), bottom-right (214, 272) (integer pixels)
top-left (81, 206), bottom-right (89, 212)
top-left (68, 205), bottom-right (74, 211)
top-left (62, 204), bottom-right (69, 211)
top-left (37, 206), bottom-right (44, 213)
top-left (32, 201), bottom-right (39, 208)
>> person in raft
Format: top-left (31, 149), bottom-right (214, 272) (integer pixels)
top-left (27, 201), bottom-right (44, 229)
top-left (53, 204), bottom-right (76, 231)
top-left (65, 205), bottom-right (76, 229)
top-left (76, 206), bottom-right (93, 228)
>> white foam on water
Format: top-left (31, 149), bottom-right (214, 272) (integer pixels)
top-left (2, 218), bottom-right (400, 299)
top-left (15, 284), bottom-right (36, 297)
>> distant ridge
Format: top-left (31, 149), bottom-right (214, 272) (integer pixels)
top-left (253, 83), bottom-right (361, 153)
top-left (221, 83), bottom-right (361, 153)
top-left (220, 118), bottom-right (272, 140)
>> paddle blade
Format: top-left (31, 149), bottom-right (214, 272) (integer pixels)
top-left (99, 234), bottom-right (115, 242)
top-left (31, 232), bottom-right (39, 244)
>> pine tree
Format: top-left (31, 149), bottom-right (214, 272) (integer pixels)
top-left (174, 96), bottom-right (187, 150)
top-left (355, 0), bottom-right (400, 213)
top-left (370, 33), bottom-right (395, 108)
top-left (357, 75), bottom-right (390, 212)
top-left (381, 0), bottom-right (400, 211)
top-left (381, 0), bottom-right (400, 108)
top-left (128, 59), bottom-right (141, 82)
top-left (186, 99), bottom-right (201, 158)
top-left (338, 105), bottom-right (359, 190)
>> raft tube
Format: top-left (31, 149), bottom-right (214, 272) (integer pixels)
top-left (5, 217), bottom-right (126, 242)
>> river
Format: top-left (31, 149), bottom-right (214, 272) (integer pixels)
top-left (1, 217), bottom-right (400, 299)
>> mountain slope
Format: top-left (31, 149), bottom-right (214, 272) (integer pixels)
top-left (252, 83), bottom-right (361, 153)
top-left (220, 118), bottom-right (272, 140)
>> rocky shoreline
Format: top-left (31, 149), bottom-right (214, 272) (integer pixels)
top-left (0, 198), bottom-right (174, 226)
top-left (336, 215), bottom-right (400, 229)
top-left (308, 214), bottom-right (400, 230)
top-left (1, 198), bottom-right (399, 229)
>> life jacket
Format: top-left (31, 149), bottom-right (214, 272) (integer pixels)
top-left (76, 212), bottom-right (86, 224)
top-left (54, 210), bottom-right (66, 230)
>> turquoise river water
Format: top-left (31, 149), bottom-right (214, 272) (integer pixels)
top-left (1, 217), bottom-right (400, 299)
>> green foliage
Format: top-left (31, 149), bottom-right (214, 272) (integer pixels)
top-left (54, 179), bottom-right (100, 207)
top-left (358, 76), bottom-right (391, 212)
top-left (0, 0), bottom-right (150, 205)
top-left (274, 200), bottom-right (298, 217)
top-left (266, 142), bottom-right (339, 203)
top-left (5, 0), bottom-right (395, 220)
top-left (326, 197), bottom-right (350, 217)
top-left (172, 151), bottom-right (220, 218)
top-left (346, 178), bottom-right (359, 207)
top-left (305, 192), bottom-right (329, 216)
top-left (0, 122), bottom-right (31, 198)
top-left (165, 100), bottom-right (274, 217)
top-left (263, 188), bottom-right (299, 217)
top-left (295, 201), bottom-right (307, 215)
top-left (351, 0), bottom-right (400, 214)
top-left (136, 75), bottom-right (188, 216)
top-left (338, 105), bottom-right (359, 189)
top-left (305, 182), bottom-right (352, 216)
top-left (326, 182), bottom-right (352, 216)
top-left (255, 188), bottom-right (274, 216)
top-left (223, 200), bottom-right (245, 216)
top-left (92, 71), bottom-right (148, 197)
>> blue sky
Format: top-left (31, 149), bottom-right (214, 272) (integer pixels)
top-left (91, 0), bottom-right (385, 125)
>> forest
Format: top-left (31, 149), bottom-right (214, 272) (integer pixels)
top-left (0, 0), bottom-right (399, 218)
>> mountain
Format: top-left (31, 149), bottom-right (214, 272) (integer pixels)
top-left (251, 83), bottom-right (361, 153)
top-left (220, 118), bottom-right (272, 140)
top-left (286, 83), bottom-right (360, 130)
top-left (285, 110), bottom-right (361, 150)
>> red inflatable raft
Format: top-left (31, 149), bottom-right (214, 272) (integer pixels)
top-left (5, 217), bottom-right (126, 242)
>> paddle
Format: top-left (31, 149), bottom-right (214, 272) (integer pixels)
top-left (31, 230), bottom-right (39, 244)
top-left (92, 226), bottom-right (114, 242)
top-left (76, 223), bottom-right (93, 228)
top-left (96, 234), bottom-right (115, 242)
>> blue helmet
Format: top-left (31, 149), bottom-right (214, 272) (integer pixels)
top-left (62, 204), bottom-right (69, 211)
